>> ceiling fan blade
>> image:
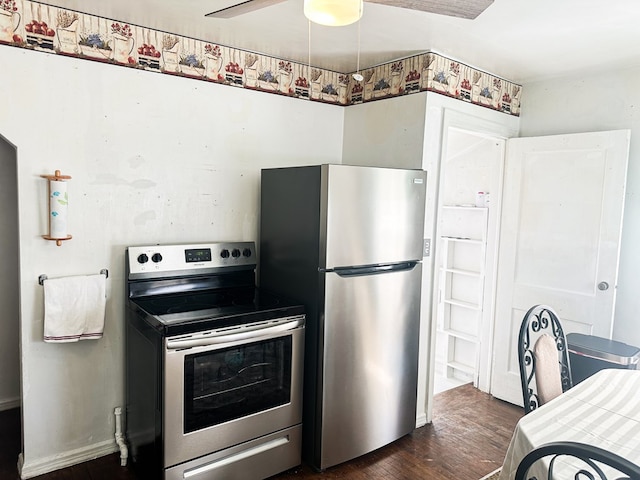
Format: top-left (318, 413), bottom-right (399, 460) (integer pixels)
top-left (205, 0), bottom-right (287, 19)
top-left (364, 0), bottom-right (494, 19)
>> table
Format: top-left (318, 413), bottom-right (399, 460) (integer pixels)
top-left (498, 369), bottom-right (640, 480)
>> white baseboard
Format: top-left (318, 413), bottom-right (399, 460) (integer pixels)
top-left (18, 439), bottom-right (118, 479)
top-left (0, 396), bottom-right (20, 411)
top-left (415, 412), bottom-right (428, 428)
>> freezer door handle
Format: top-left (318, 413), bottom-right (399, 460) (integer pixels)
top-left (331, 261), bottom-right (418, 277)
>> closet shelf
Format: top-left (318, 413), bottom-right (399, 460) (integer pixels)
top-left (443, 298), bottom-right (482, 311)
top-left (439, 328), bottom-right (479, 343)
top-left (440, 267), bottom-right (482, 277)
top-left (442, 205), bottom-right (488, 211)
top-left (446, 361), bottom-right (476, 375)
top-left (437, 200), bottom-right (489, 387)
top-left (441, 236), bottom-right (484, 244)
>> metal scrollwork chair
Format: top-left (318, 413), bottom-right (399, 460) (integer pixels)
top-left (518, 305), bottom-right (572, 414)
top-left (515, 441), bottom-right (640, 480)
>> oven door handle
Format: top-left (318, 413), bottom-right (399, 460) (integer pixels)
top-left (166, 316), bottom-right (304, 350)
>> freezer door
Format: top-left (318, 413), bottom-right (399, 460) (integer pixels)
top-left (323, 165), bottom-right (426, 269)
top-left (319, 262), bottom-right (422, 469)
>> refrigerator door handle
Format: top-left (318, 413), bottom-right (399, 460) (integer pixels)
top-left (329, 261), bottom-right (419, 277)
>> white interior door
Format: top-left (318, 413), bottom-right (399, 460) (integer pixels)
top-left (491, 130), bottom-right (630, 406)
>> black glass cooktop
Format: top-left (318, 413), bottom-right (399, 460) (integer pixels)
top-left (136, 288), bottom-right (281, 315)
top-left (131, 286), bottom-right (303, 332)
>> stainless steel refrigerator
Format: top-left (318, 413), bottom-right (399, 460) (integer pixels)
top-left (259, 164), bottom-right (426, 471)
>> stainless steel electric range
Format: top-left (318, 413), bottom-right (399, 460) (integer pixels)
top-left (125, 242), bottom-right (305, 480)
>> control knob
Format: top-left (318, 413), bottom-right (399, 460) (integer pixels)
top-left (137, 253), bottom-right (149, 264)
top-left (231, 248), bottom-right (241, 258)
top-left (242, 248), bottom-right (252, 258)
top-left (152, 253), bottom-right (163, 263)
top-left (220, 249), bottom-right (230, 259)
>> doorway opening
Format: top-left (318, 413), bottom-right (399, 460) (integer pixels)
top-left (431, 127), bottom-right (505, 395)
top-left (0, 134), bottom-right (20, 412)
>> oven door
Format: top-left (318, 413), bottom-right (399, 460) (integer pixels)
top-left (163, 315), bottom-right (305, 469)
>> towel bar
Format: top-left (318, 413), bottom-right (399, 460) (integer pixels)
top-left (38, 269), bottom-right (108, 286)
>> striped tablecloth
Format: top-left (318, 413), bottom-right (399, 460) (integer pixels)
top-left (499, 369), bottom-right (640, 480)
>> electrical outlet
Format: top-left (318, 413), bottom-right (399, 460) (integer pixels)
top-left (423, 239), bottom-right (431, 257)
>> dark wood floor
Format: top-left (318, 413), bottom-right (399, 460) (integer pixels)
top-left (0, 384), bottom-right (523, 480)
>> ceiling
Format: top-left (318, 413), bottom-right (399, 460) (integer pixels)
top-left (39, 0), bottom-right (640, 83)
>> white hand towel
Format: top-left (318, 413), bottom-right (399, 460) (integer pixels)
top-left (43, 274), bottom-right (106, 343)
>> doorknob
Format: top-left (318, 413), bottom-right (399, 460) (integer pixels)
top-left (598, 281), bottom-right (610, 291)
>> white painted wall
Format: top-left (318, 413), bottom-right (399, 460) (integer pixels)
top-left (0, 46), bottom-right (344, 478)
top-left (519, 67), bottom-right (640, 349)
top-left (0, 134), bottom-right (20, 412)
top-left (343, 93), bottom-right (427, 169)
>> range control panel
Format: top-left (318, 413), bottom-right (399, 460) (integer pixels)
top-left (127, 242), bottom-right (256, 277)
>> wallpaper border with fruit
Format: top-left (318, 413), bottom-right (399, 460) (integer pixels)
top-left (0, 0), bottom-right (522, 116)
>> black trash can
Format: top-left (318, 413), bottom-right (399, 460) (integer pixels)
top-left (567, 333), bottom-right (640, 384)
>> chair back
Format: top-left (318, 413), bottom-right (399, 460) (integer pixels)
top-left (533, 333), bottom-right (564, 405)
top-left (514, 441), bottom-right (640, 480)
top-left (518, 305), bottom-right (572, 414)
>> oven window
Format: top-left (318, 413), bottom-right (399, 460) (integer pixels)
top-left (183, 336), bottom-right (292, 433)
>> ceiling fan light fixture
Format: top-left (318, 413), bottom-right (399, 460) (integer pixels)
top-left (304, 0), bottom-right (363, 27)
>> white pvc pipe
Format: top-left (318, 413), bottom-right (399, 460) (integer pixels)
top-left (114, 407), bottom-right (129, 467)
